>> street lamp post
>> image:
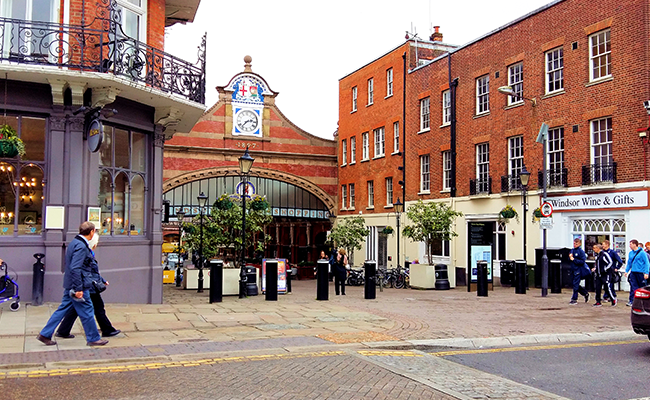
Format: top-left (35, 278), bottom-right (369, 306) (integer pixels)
top-left (238, 147), bottom-right (255, 299)
top-left (197, 192), bottom-right (208, 293)
top-left (394, 198), bottom-right (404, 270)
top-left (519, 166), bottom-right (531, 264)
top-left (176, 209), bottom-right (185, 287)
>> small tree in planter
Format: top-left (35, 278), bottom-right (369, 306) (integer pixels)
top-left (402, 200), bottom-right (463, 265)
top-left (328, 216), bottom-right (369, 262)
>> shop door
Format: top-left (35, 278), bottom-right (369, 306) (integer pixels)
top-left (378, 233), bottom-right (387, 268)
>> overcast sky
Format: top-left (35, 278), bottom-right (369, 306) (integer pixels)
top-left (164, 0), bottom-right (554, 140)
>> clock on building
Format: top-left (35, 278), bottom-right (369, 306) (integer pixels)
top-left (235, 109), bottom-right (259, 133)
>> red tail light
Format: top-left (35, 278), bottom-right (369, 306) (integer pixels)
top-left (634, 288), bottom-right (650, 299)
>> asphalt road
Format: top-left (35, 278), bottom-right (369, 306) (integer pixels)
top-left (435, 339), bottom-right (650, 400)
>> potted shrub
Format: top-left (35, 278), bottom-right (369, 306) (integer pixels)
top-left (0, 124), bottom-right (25, 158)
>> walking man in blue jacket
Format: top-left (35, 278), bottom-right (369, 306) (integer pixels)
top-left (568, 238), bottom-right (589, 305)
top-left (625, 239), bottom-right (650, 306)
top-left (36, 221), bottom-right (108, 346)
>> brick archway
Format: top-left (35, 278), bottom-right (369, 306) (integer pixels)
top-left (163, 166), bottom-right (336, 213)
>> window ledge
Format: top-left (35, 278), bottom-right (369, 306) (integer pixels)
top-left (391, 151), bottom-right (401, 156)
top-left (384, 205), bottom-right (394, 209)
top-left (366, 103), bottom-right (373, 107)
top-left (439, 123), bottom-right (450, 128)
top-left (340, 163), bottom-right (346, 167)
top-left (360, 158), bottom-right (370, 163)
top-left (586, 76), bottom-right (613, 87)
top-left (474, 112), bottom-right (491, 119)
top-left (372, 154), bottom-right (385, 160)
top-left (504, 102), bottom-right (525, 111)
top-left (348, 207), bottom-right (355, 211)
top-left (385, 94), bottom-right (393, 99)
top-left (440, 189), bottom-right (451, 194)
top-left (349, 161), bottom-right (356, 165)
top-left (350, 109), bottom-right (357, 114)
top-left (417, 128), bottom-right (431, 134)
top-left (366, 206), bottom-right (375, 210)
top-left (418, 191), bottom-right (431, 195)
top-left (542, 90), bottom-right (565, 99)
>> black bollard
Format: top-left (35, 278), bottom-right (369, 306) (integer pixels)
top-left (286, 264), bottom-right (292, 293)
top-left (32, 253), bottom-right (45, 306)
top-left (316, 259), bottom-right (329, 300)
top-left (364, 261), bottom-right (376, 299)
top-left (435, 264), bottom-right (450, 290)
top-left (265, 259), bottom-right (278, 301)
top-left (209, 259), bottom-right (223, 303)
top-left (515, 259), bottom-right (527, 294)
top-left (549, 259), bottom-right (562, 294)
top-left (477, 260), bottom-right (488, 297)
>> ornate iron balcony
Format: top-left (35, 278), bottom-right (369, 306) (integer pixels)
top-left (538, 167), bottom-right (568, 188)
top-left (469, 177), bottom-right (491, 195)
top-left (582, 163), bottom-right (617, 185)
top-left (0, 16), bottom-right (206, 104)
top-left (500, 174), bottom-right (523, 192)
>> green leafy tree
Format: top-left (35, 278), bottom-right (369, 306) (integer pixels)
top-left (329, 216), bottom-right (370, 258)
top-left (181, 194), bottom-right (272, 267)
top-left (401, 200), bottom-right (463, 265)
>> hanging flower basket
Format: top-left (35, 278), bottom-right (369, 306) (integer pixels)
top-left (215, 194), bottom-right (234, 210)
top-left (0, 125), bottom-right (25, 158)
top-left (250, 195), bottom-right (269, 211)
top-left (380, 226), bottom-right (394, 235)
top-left (531, 207), bottom-right (542, 223)
top-left (499, 205), bottom-right (519, 222)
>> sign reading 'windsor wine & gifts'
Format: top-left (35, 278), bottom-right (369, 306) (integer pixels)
top-left (547, 191), bottom-right (648, 211)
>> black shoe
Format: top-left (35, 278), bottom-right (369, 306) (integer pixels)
top-left (593, 302), bottom-right (602, 307)
top-left (584, 293), bottom-right (590, 303)
top-left (342, 293), bottom-right (346, 295)
top-left (55, 333), bottom-right (75, 339)
top-left (102, 330), bottom-right (121, 337)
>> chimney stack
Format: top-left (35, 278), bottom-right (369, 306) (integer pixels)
top-left (430, 26), bottom-right (443, 42)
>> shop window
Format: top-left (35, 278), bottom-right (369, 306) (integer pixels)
top-left (0, 115), bottom-right (46, 236)
top-left (98, 126), bottom-right (147, 236)
top-left (572, 218), bottom-right (625, 260)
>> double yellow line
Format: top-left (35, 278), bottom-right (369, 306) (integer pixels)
top-left (431, 339), bottom-right (647, 357)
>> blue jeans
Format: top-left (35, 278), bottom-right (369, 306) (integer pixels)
top-left (628, 272), bottom-right (647, 303)
top-left (40, 290), bottom-right (100, 343)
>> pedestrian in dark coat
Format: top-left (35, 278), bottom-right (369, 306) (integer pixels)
top-left (334, 248), bottom-right (348, 295)
top-left (591, 244), bottom-right (615, 307)
top-left (602, 240), bottom-right (622, 302)
top-left (568, 238), bottom-right (589, 305)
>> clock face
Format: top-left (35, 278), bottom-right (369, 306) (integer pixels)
top-left (236, 109), bottom-right (258, 132)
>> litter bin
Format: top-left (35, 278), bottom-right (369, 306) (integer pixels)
top-left (549, 259), bottom-right (562, 293)
top-left (209, 260), bottom-right (223, 303)
top-left (499, 260), bottom-right (514, 287)
top-left (515, 260), bottom-right (526, 294)
top-left (364, 261), bottom-right (376, 300)
top-left (584, 260), bottom-right (595, 292)
top-left (477, 260), bottom-right (488, 297)
top-left (245, 266), bottom-right (258, 296)
top-left (435, 264), bottom-right (450, 290)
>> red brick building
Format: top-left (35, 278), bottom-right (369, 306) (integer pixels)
top-left (339, 0), bottom-right (650, 287)
top-left (164, 56), bottom-right (337, 264)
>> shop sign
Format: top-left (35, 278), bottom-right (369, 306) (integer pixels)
top-left (547, 191), bottom-right (648, 211)
top-left (87, 119), bottom-right (103, 153)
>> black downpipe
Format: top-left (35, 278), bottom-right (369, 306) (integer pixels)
top-left (401, 52), bottom-right (407, 202)
top-left (448, 53), bottom-right (458, 198)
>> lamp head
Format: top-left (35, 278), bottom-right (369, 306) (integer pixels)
top-left (519, 165), bottom-right (531, 187)
top-left (394, 198), bottom-right (404, 214)
top-left (239, 147), bottom-right (255, 174)
top-left (176, 210), bottom-right (185, 220)
top-left (498, 86), bottom-right (516, 96)
top-left (197, 192), bottom-right (208, 207)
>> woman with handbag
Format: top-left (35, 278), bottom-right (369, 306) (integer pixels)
top-left (334, 248), bottom-right (348, 295)
top-left (55, 233), bottom-right (121, 339)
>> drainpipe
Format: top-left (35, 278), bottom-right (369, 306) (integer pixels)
top-left (448, 53), bottom-right (458, 198)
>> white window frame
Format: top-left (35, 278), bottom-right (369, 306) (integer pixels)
top-left (476, 143), bottom-right (490, 186)
top-left (442, 90), bottom-right (451, 126)
top-left (351, 86), bottom-right (357, 112)
top-left (420, 97), bottom-right (430, 131)
top-left (349, 184), bottom-right (355, 209)
top-left (367, 180), bottom-right (374, 208)
top-left (350, 136), bottom-right (356, 164)
top-left (507, 62), bottom-right (524, 106)
top-left (589, 29), bottom-right (611, 82)
top-left (386, 177), bottom-right (393, 206)
top-left (386, 68), bottom-right (393, 97)
top-left (116, 0), bottom-right (148, 41)
top-left (508, 136), bottom-right (524, 177)
top-left (476, 75), bottom-right (490, 115)
top-left (361, 132), bottom-right (369, 160)
top-left (547, 127), bottom-right (564, 172)
top-left (392, 122), bottom-right (399, 154)
top-left (442, 151), bottom-right (451, 191)
top-left (341, 185), bottom-right (347, 210)
top-left (341, 139), bottom-right (347, 166)
top-left (420, 154), bottom-right (430, 193)
top-left (591, 117), bottom-right (613, 165)
top-left (373, 127), bottom-right (385, 157)
top-left (545, 47), bottom-right (564, 94)
top-left (367, 78), bottom-right (374, 105)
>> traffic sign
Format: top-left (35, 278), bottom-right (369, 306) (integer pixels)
top-left (540, 202), bottom-right (553, 217)
top-left (540, 217), bottom-right (553, 229)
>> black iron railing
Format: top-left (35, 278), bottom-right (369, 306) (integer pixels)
top-left (538, 167), bottom-right (568, 188)
top-left (0, 16), bottom-right (206, 104)
top-left (469, 177), bottom-right (491, 195)
top-left (501, 174), bottom-right (523, 192)
top-left (582, 163), bottom-right (617, 185)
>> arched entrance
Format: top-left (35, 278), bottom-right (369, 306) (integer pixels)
top-left (163, 167), bottom-right (335, 265)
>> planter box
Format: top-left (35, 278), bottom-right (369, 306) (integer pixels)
top-left (410, 264), bottom-right (436, 289)
top-left (183, 267), bottom-right (242, 295)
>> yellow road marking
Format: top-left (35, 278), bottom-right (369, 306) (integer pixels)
top-left (431, 339), bottom-right (648, 357)
top-left (357, 350), bottom-right (422, 357)
top-left (0, 351), bottom-right (347, 380)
